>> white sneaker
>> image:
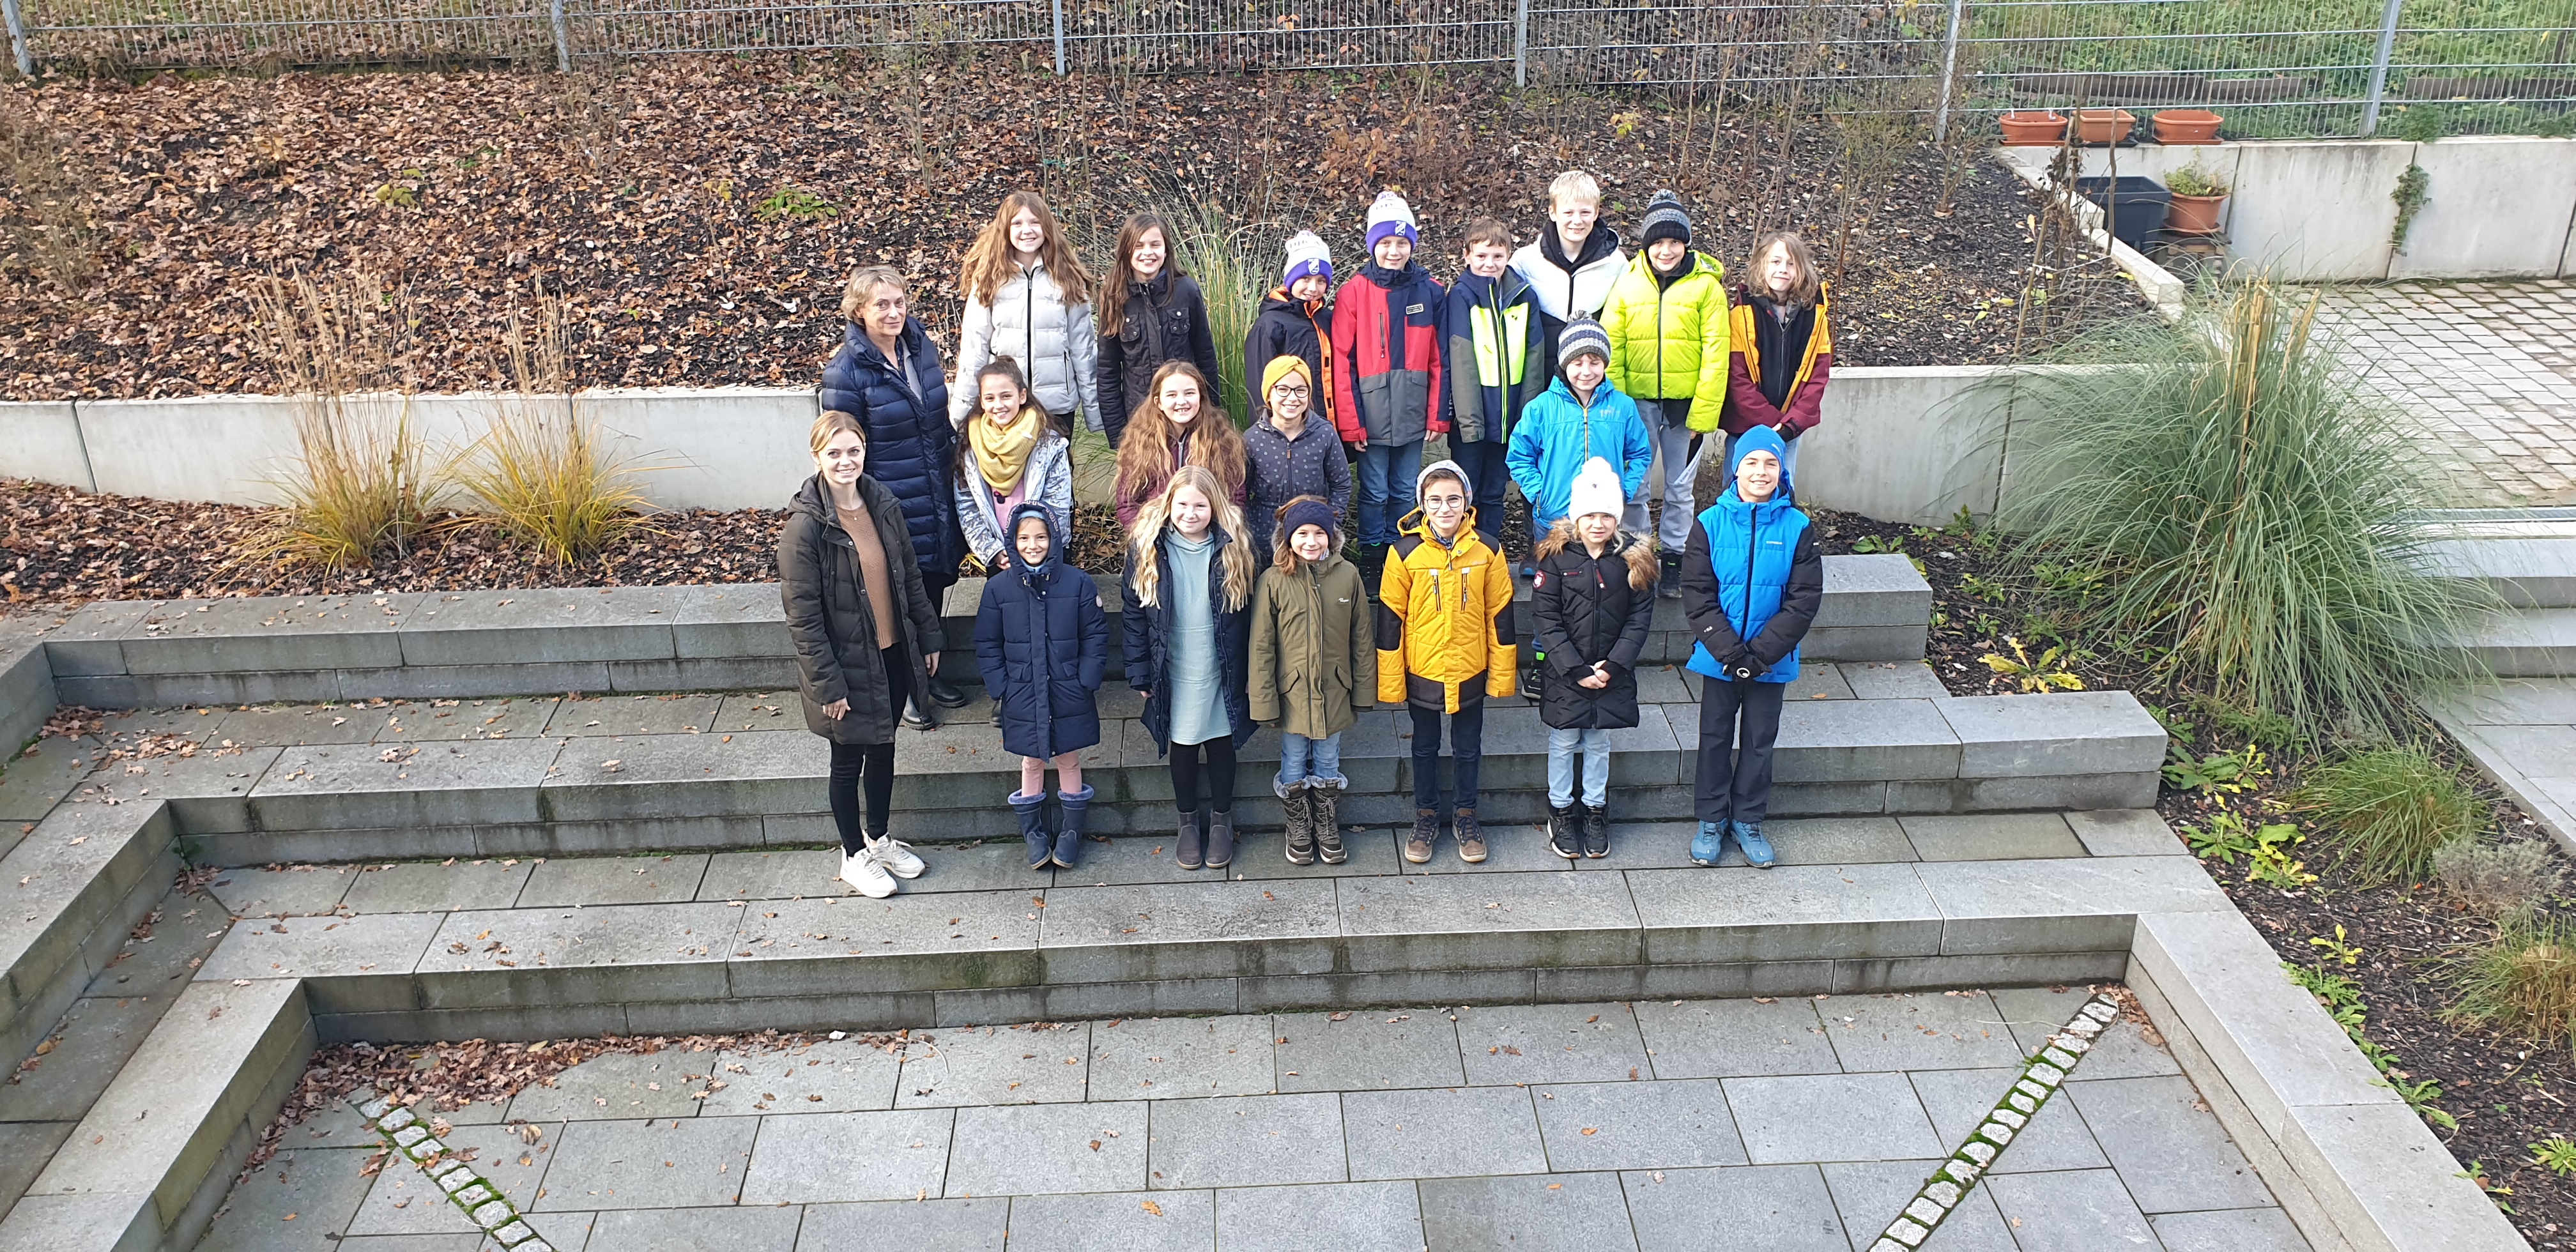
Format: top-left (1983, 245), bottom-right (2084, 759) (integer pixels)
top-left (868, 834), bottom-right (926, 880)
top-left (841, 848), bottom-right (896, 898)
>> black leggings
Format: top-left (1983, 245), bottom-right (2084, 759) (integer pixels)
top-left (826, 645), bottom-right (910, 854)
top-left (1169, 737), bottom-right (1238, 820)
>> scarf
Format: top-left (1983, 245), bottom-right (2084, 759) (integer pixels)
top-left (970, 404), bottom-right (1044, 494)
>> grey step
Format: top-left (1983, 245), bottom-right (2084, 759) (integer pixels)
top-left (2420, 535), bottom-right (2576, 609)
top-left (0, 622), bottom-right (55, 758)
top-left (2442, 606), bottom-right (2576, 678)
top-left (40, 556), bottom-right (1929, 708)
top-left (110, 689), bottom-right (2165, 865)
top-left (0, 800), bottom-right (181, 1092)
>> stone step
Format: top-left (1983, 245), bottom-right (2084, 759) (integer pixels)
top-left (2443, 606), bottom-right (2576, 678)
top-left (41, 556), bottom-right (1931, 708)
top-left (2420, 534), bottom-right (2576, 609)
top-left (0, 800), bottom-right (181, 1088)
top-left (88, 687), bottom-right (2165, 865)
top-left (0, 621), bottom-right (54, 758)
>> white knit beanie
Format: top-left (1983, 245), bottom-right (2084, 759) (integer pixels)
top-left (1365, 190), bottom-right (1419, 251)
top-left (1567, 457), bottom-right (1623, 523)
top-left (1282, 229), bottom-right (1333, 286)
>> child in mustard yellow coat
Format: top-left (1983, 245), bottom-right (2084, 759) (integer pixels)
top-left (1376, 459), bottom-right (1518, 867)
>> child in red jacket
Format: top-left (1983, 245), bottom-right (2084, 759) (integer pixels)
top-left (1332, 189), bottom-right (1445, 591)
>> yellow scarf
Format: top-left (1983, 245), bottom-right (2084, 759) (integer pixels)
top-left (969, 404), bottom-right (1044, 494)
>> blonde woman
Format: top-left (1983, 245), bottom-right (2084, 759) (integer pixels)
top-left (1121, 464), bottom-right (1257, 871)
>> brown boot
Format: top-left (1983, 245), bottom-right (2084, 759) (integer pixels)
top-left (1280, 781), bottom-right (1316, 866)
top-left (1312, 780), bottom-right (1347, 865)
top-left (1405, 807), bottom-right (1439, 864)
top-left (1455, 807), bottom-right (1487, 864)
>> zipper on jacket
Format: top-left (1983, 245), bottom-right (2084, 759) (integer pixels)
top-left (1740, 506), bottom-right (1761, 664)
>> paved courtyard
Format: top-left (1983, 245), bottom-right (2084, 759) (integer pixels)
top-left (193, 990), bottom-right (2307, 1252)
top-left (2315, 278), bottom-right (2576, 507)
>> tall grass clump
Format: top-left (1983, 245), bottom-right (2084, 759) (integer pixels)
top-left (2444, 918), bottom-right (2576, 1058)
top-left (1995, 277), bottom-right (2490, 733)
top-left (454, 298), bottom-right (658, 565)
top-left (2290, 744), bottom-right (2485, 883)
top-left (242, 272), bottom-right (448, 571)
top-left (1172, 195), bottom-right (1261, 424)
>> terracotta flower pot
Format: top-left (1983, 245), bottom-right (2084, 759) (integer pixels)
top-left (1999, 111), bottom-right (2067, 145)
top-left (2153, 109), bottom-right (2225, 144)
top-left (2076, 109), bottom-right (2135, 144)
top-left (2166, 192), bottom-right (2227, 235)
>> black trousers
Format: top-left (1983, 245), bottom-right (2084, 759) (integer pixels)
top-left (826, 645), bottom-right (910, 854)
top-left (1694, 676), bottom-right (1787, 826)
top-left (1169, 737), bottom-right (1238, 819)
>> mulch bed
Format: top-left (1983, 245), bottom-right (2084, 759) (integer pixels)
top-left (0, 55), bottom-right (2142, 402)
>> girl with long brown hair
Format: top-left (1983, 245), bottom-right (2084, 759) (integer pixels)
top-left (1096, 210), bottom-right (1222, 447)
top-left (1111, 360), bottom-right (1246, 528)
top-left (952, 192), bottom-right (1102, 433)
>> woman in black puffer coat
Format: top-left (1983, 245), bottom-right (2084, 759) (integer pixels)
top-left (779, 411), bottom-right (949, 899)
top-left (820, 264), bottom-right (968, 721)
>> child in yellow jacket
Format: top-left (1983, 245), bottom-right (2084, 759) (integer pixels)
top-left (1376, 459), bottom-right (1517, 866)
top-left (1600, 190), bottom-right (1729, 593)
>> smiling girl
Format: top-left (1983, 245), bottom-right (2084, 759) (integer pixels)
top-left (1097, 211), bottom-right (1223, 447)
top-left (1124, 466), bottom-right (1259, 872)
top-left (951, 192), bottom-right (1100, 433)
top-left (1112, 360), bottom-right (1246, 529)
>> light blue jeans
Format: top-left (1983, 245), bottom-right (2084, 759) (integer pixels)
top-left (1354, 439), bottom-right (1425, 547)
top-left (1547, 726), bottom-right (1612, 809)
top-left (1278, 731), bottom-right (1345, 790)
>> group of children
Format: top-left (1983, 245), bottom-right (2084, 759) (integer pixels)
top-left (929, 170), bottom-right (1836, 880)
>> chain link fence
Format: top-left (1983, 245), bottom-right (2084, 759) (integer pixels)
top-left (5, 0), bottom-right (2569, 136)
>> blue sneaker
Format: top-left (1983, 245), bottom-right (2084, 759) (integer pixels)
top-left (1734, 821), bottom-right (1776, 869)
top-left (1690, 820), bottom-right (1728, 866)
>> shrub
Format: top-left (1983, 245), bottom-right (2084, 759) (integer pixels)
top-left (1995, 278), bottom-right (2490, 734)
top-left (2290, 745), bottom-right (2485, 885)
top-left (2435, 837), bottom-right (2567, 922)
top-left (1171, 196), bottom-right (1260, 424)
top-left (452, 300), bottom-right (659, 565)
top-left (2444, 919), bottom-right (2576, 1058)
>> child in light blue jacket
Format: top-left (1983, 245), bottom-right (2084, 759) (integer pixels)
top-left (1506, 316), bottom-right (1653, 540)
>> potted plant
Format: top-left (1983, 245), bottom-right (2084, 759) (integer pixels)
top-left (2000, 111), bottom-right (2067, 144)
top-left (2076, 108), bottom-right (2135, 144)
top-left (2153, 109), bottom-right (2225, 144)
top-left (2164, 164), bottom-right (2229, 234)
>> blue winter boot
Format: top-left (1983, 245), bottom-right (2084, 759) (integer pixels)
top-left (1690, 820), bottom-right (1729, 867)
top-left (1011, 791), bottom-right (1050, 871)
top-left (1734, 820), bottom-right (1776, 869)
top-left (1052, 785), bottom-right (1095, 870)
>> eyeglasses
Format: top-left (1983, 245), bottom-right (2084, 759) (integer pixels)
top-left (1269, 384), bottom-right (1310, 397)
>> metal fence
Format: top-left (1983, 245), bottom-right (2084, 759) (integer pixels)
top-left (4, 0), bottom-right (2569, 136)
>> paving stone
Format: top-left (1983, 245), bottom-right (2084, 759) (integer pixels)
top-left (396, 588), bottom-right (679, 667)
top-left (1213, 1180), bottom-right (1425, 1252)
top-left (1722, 1071), bottom-right (1943, 1163)
top-left (1271, 1007), bottom-right (1464, 1092)
top-left (1768, 698), bottom-right (1960, 784)
top-left (1531, 1077), bottom-right (1746, 1170)
top-left (1038, 832), bottom-right (1199, 886)
top-left (735, 1107), bottom-right (954, 1203)
top-left (1819, 1159), bottom-right (2020, 1252)
top-left (943, 1099), bottom-right (1147, 1196)
top-left (1145, 1092), bottom-right (1347, 1189)
top-left (123, 594), bottom-right (421, 674)
top-left (1456, 1002), bottom-right (1651, 1085)
top-left (1002, 1188), bottom-right (1213, 1251)
top-left (539, 730), bottom-right (826, 823)
top-left (1784, 665), bottom-right (1855, 700)
top-left (1906, 1067), bottom-right (2108, 1173)
top-left (2064, 1074), bottom-right (2274, 1213)
top-left (516, 855), bottom-right (709, 908)
top-left (207, 864), bottom-right (359, 917)
top-left (38, 600), bottom-right (154, 675)
top-left (339, 861), bottom-right (536, 915)
top-left (695, 848), bottom-right (842, 901)
top-left (710, 692), bottom-right (802, 735)
top-left (70, 744), bottom-right (281, 832)
top-left (193, 1149), bottom-right (378, 1246)
top-left (1935, 692), bottom-right (2165, 778)
top-left (217, 704), bottom-right (384, 747)
top-left (1814, 992), bottom-right (2025, 1073)
top-left (1896, 814), bottom-right (2085, 861)
top-left (365, 698), bottom-right (561, 744)
top-left (545, 694), bottom-right (728, 737)
top-left (0, 995), bottom-right (170, 1122)
top-left (1416, 1171), bottom-right (1636, 1252)
top-left (505, 1053), bottom-right (716, 1121)
top-left (893, 1021), bottom-right (1091, 1107)
top-left (197, 912), bottom-right (443, 981)
top-left (250, 738), bottom-right (560, 830)
top-left (1977, 1168), bottom-right (2160, 1251)
top-left (331, 1235), bottom-right (485, 1251)
top-left (792, 1197), bottom-right (1009, 1251)
top-left (348, 1160), bottom-right (487, 1238)
top-left (414, 902), bottom-right (737, 1009)
top-left (1039, 879), bottom-right (1340, 984)
top-left (694, 1038), bottom-right (901, 1115)
top-left (1841, 661), bottom-right (1950, 701)
top-left (2066, 808), bottom-right (2186, 857)
top-left (1986, 988), bottom-right (2182, 1080)
top-left (80, 888), bottom-right (226, 996)
top-left (578, 1204), bottom-right (802, 1251)
top-left (1341, 1085), bottom-right (1547, 1180)
top-left (1915, 856), bottom-right (2229, 956)
top-left (728, 890), bottom-right (1042, 997)
top-left (528, 1115), bottom-right (756, 1209)
top-left (2149, 1206), bottom-right (2315, 1251)
top-left (1226, 825), bottom-right (1411, 882)
top-left (346, 1120), bottom-right (560, 1239)
top-left (1626, 864), bottom-right (1943, 964)
top-left (1621, 1164), bottom-right (1848, 1252)
top-left (1335, 871), bottom-right (1643, 972)
top-left (1089, 1014), bottom-right (1278, 1100)
top-left (0, 737), bottom-right (101, 821)
top-left (1632, 996), bottom-right (1837, 1080)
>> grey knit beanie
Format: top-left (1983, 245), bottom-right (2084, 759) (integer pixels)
top-left (1640, 190), bottom-right (1691, 247)
top-left (1558, 316), bottom-right (1612, 367)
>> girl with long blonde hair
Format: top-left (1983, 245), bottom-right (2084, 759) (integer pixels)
top-left (1121, 464), bottom-right (1258, 873)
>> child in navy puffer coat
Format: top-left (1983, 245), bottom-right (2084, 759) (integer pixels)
top-left (974, 501), bottom-right (1108, 871)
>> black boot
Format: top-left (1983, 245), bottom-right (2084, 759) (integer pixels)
top-left (901, 696), bottom-right (936, 731)
top-left (1360, 543), bottom-right (1390, 597)
top-left (1659, 551), bottom-right (1684, 599)
top-left (1312, 779), bottom-right (1348, 865)
top-left (926, 674), bottom-right (969, 708)
top-left (1547, 803), bottom-right (1582, 860)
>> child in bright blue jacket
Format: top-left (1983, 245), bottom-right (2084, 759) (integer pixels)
top-left (975, 501), bottom-right (1109, 872)
top-left (1506, 316), bottom-right (1653, 540)
top-left (1678, 425), bottom-right (1822, 870)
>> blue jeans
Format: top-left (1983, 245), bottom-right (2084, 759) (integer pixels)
top-left (1355, 439), bottom-right (1425, 547)
top-left (1411, 702), bottom-right (1484, 811)
top-left (1547, 726), bottom-right (1611, 808)
top-left (1721, 430), bottom-right (1800, 489)
top-left (1449, 438), bottom-right (1510, 530)
top-left (1278, 731), bottom-right (1344, 789)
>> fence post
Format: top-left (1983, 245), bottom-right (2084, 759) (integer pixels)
top-left (549, 0), bottom-right (571, 71)
top-left (1051, 0), bottom-right (1066, 75)
top-left (2360, 0), bottom-right (2402, 135)
top-left (1514, 0), bottom-right (1528, 87)
top-left (1933, 0), bottom-right (1967, 141)
top-left (3, 0), bottom-right (32, 80)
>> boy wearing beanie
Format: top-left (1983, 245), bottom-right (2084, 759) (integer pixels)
top-left (1530, 457), bottom-right (1658, 860)
top-left (1376, 459), bottom-right (1516, 866)
top-left (1600, 190), bottom-right (1730, 596)
top-left (1509, 170), bottom-right (1627, 385)
top-left (1442, 217), bottom-right (1548, 547)
top-left (1506, 316), bottom-right (1652, 536)
top-left (1246, 231), bottom-right (1338, 447)
top-left (1333, 190), bottom-right (1446, 592)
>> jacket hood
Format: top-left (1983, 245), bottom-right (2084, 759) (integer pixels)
top-left (1542, 374), bottom-right (1623, 406)
top-left (1728, 424), bottom-right (1795, 502)
top-left (1731, 280), bottom-right (1833, 314)
top-left (1357, 259), bottom-right (1434, 289)
top-left (1259, 287), bottom-right (1324, 316)
top-left (1005, 500), bottom-right (1064, 583)
top-left (1450, 267), bottom-right (1533, 304)
top-left (1542, 223), bottom-right (1622, 273)
top-left (790, 472), bottom-right (834, 523)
